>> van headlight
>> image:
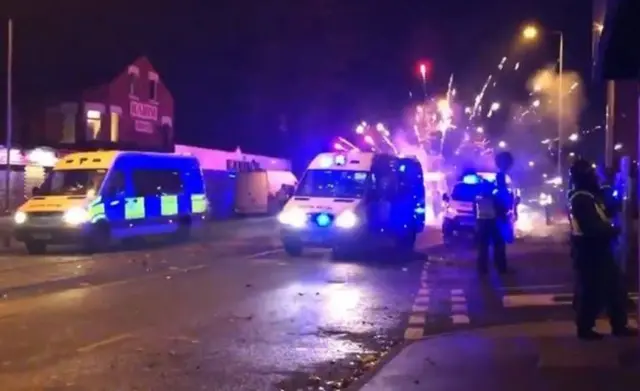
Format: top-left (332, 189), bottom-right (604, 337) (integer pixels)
top-left (62, 207), bottom-right (89, 226)
top-left (335, 210), bottom-right (357, 229)
top-left (14, 211), bottom-right (27, 225)
top-left (278, 208), bottom-right (307, 228)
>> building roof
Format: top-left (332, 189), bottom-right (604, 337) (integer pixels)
top-left (595, 0), bottom-right (640, 80)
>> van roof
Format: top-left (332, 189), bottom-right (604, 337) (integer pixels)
top-left (54, 150), bottom-right (199, 171)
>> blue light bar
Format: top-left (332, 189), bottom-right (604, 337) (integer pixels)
top-left (462, 175), bottom-right (480, 185)
top-left (316, 213), bottom-right (331, 227)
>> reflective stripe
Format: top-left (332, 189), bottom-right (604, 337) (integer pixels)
top-left (125, 197), bottom-right (146, 220)
top-left (568, 190), bottom-right (610, 236)
top-left (191, 194), bottom-right (207, 214)
top-left (160, 195), bottom-right (179, 216)
top-left (475, 196), bottom-right (495, 219)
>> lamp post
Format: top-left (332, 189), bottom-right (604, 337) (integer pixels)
top-left (521, 24), bottom-right (565, 180)
top-left (5, 19), bottom-right (13, 215)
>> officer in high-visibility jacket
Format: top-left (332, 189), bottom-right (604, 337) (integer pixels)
top-left (568, 159), bottom-right (637, 340)
top-left (475, 180), bottom-right (507, 274)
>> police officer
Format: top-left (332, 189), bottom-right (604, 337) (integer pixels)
top-left (568, 158), bottom-right (637, 340)
top-left (475, 179), bottom-right (507, 274)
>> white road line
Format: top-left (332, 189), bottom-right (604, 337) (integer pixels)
top-left (451, 314), bottom-right (470, 324)
top-left (77, 333), bottom-right (133, 353)
top-left (412, 304), bottom-right (428, 312)
top-left (451, 295), bottom-right (466, 303)
top-left (501, 284), bottom-right (567, 292)
top-left (502, 294), bottom-right (556, 307)
top-left (451, 303), bottom-right (468, 313)
top-left (450, 288), bottom-right (464, 295)
top-left (404, 327), bottom-right (424, 340)
top-left (408, 314), bottom-right (426, 325)
top-left (414, 296), bottom-right (430, 304)
top-left (418, 288), bottom-right (430, 295)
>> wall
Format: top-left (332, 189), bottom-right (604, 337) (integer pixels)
top-left (175, 145), bottom-right (291, 172)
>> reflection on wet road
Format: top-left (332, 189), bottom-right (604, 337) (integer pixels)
top-left (0, 218), bottom-right (442, 390)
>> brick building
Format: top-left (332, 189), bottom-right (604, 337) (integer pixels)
top-left (21, 56), bottom-right (174, 152)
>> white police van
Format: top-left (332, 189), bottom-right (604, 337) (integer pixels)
top-left (441, 172), bottom-right (516, 239)
top-left (278, 151), bottom-right (425, 258)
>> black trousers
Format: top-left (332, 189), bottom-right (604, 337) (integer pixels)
top-left (574, 260), bottom-right (628, 332)
top-left (476, 219), bottom-right (506, 272)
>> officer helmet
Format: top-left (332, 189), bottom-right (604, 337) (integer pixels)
top-left (569, 158), bottom-right (598, 189)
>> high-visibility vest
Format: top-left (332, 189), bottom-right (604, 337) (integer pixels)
top-left (476, 195), bottom-right (496, 219)
top-left (568, 190), bottom-right (611, 236)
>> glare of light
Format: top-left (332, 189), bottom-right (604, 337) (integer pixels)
top-left (614, 143), bottom-right (623, 150)
top-left (498, 141), bottom-right (506, 148)
top-left (528, 161), bottom-right (534, 167)
top-left (514, 62), bottom-right (520, 70)
top-left (541, 138), bottom-right (551, 144)
top-left (592, 163), bottom-right (597, 169)
top-left (533, 84), bottom-right (542, 92)
top-left (594, 23), bottom-right (603, 33)
top-left (546, 176), bottom-right (562, 185)
top-left (522, 25), bottom-right (539, 40)
top-left (542, 173), bottom-right (548, 178)
top-left (515, 206), bottom-right (533, 233)
top-left (476, 126), bottom-right (484, 134)
top-left (333, 143), bottom-right (344, 151)
top-left (490, 102), bottom-right (500, 111)
top-left (355, 125), bottom-right (365, 134)
top-left (376, 123), bottom-right (385, 131)
top-left (532, 99), bottom-right (540, 107)
top-left (568, 133), bottom-right (578, 142)
top-left (364, 135), bottom-right (374, 145)
top-left (464, 106), bottom-right (472, 114)
top-left (569, 152), bottom-right (575, 157)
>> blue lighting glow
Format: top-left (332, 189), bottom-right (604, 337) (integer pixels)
top-left (316, 213), bottom-right (331, 227)
top-left (414, 207), bottom-right (425, 214)
top-left (399, 164), bottom-right (406, 172)
top-left (462, 175), bottom-right (480, 185)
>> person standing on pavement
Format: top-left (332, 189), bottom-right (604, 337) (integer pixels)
top-left (475, 179), bottom-right (507, 274)
top-left (567, 158), bottom-right (637, 340)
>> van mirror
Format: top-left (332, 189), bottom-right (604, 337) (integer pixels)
top-left (32, 186), bottom-right (39, 196)
top-left (442, 193), bottom-right (450, 203)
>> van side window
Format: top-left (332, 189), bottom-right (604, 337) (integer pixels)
top-left (103, 171), bottom-right (125, 196)
top-left (131, 170), bottom-right (184, 196)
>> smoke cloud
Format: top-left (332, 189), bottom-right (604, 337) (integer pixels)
top-left (526, 65), bottom-right (585, 136)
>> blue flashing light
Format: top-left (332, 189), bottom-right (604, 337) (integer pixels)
top-left (316, 213), bottom-right (331, 227)
top-left (399, 164), bottom-right (406, 172)
top-left (334, 155), bottom-right (346, 165)
top-left (414, 207), bottom-right (425, 214)
top-left (319, 156), bottom-right (333, 168)
top-left (613, 190), bottom-right (619, 198)
top-left (462, 174), bottom-right (480, 185)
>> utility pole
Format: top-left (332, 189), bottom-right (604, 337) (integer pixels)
top-left (557, 33), bottom-right (564, 181)
top-left (4, 19), bottom-right (13, 214)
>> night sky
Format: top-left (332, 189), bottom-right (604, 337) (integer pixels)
top-left (0, 0), bottom-right (592, 163)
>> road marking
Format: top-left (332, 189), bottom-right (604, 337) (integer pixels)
top-left (501, 284), bottom-right (567, 292)
top-left (414, 296), bottom-right (430, 304)
top-left (412, 304), bottom-right (428, 312)
top-left (451, 314), bottom-right (470, 324)
top-left (245, 249), bottom-right (283, 259)
top-left (450, 289), bottom-right (470, 324)
top-left (408, 314), bottom-right (426, 325)
top-left (77, 333), bottom-right (133, 353)
top-left (404, 327), bottom-right (424, 340)
top-left (418, 288), bottom-right (430, 295)
top-left (504, 292), bottom-right (638, 308)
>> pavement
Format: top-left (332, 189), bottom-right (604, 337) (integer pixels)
top-left (0, 219), bottom-right (636, 390)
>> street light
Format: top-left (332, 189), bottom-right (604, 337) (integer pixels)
top-left (521, 23), bottom-right (564, 180)
top-left (498, 141), bottom-right (507, 148)
top-left (476, 126), bottom-right (484, 134)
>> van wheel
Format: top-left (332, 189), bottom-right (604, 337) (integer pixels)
top-left (283, 242), bottom-right (303, 257)
top-left (83, 222), bottom-right (111, 253)
top-left (176, 217), bottom-right (192, 241)
top-left (25, 240), bottom-right (47, 255)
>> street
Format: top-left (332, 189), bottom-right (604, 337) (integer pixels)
top-left (0, 220), bottom-right (633, 390)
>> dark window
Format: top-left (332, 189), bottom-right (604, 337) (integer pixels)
top-left (103, 170), bottom-right (126, 196)
top-left (131, 170), bottom-right (184, 196)
top-left (149, 79), bottom-right (157, 100)
top-left (129, 73), bottom-right (138, 96)
top-left (39, 169), bottom-right (107, 196)
top-left (295, 170), bottom-right (368, 198)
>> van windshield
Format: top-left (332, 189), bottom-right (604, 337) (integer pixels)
top-left (450, 183), bottom-right (481, 202)
top-left (38, 169), bottom-right (107, 196)
top-left (295, 169), bottom-right (368, 198)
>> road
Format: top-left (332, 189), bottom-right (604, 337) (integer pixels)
top-left (0, 219), bottom-right (628, 390)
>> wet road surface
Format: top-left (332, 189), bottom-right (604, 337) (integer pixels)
top-left (0, 218), bottom-right (442, 390)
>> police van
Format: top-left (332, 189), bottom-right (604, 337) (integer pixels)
top-left (278, 151), bottom-right (425, 258)
top-left (13, 151), bottom-right (208, 254)
top-left (442, 172), bottom-right (515, 239)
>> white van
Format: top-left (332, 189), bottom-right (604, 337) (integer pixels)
top-left (278, 151), bottom-right (425, 258)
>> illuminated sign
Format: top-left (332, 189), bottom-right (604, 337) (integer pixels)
top-left (134, 120), bottom-right (154, 133)
top-left (226, 159), bottom-right (260, 172)
top-left (130, 101), bottom-right (158, 121)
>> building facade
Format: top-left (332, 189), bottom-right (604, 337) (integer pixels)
top-left (23, 57), bottom-right (174, 152)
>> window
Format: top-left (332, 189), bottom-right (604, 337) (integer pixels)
top-left (183, 169), bottom-right (205, 193)
top-left (129, 73), bottom-right (138, 96)
top-left (110, 112), bottom-right (119, 142)
top-left (103, 170), bottom-right (125, 196)
top-left (131, 170), bottom-right (184, 197)
top-left (295, 169), bottom-right (368, 198)
top-left (39, 169), bottom-right (107, 196)
top-left (61, 112), bottom-right (75, 143)
top-left (86, 110), bottom-right (101, 140)
top-left (149, 79), bottom-right (157, 100)
top-left (451, 183), bottom-right (481, 202)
